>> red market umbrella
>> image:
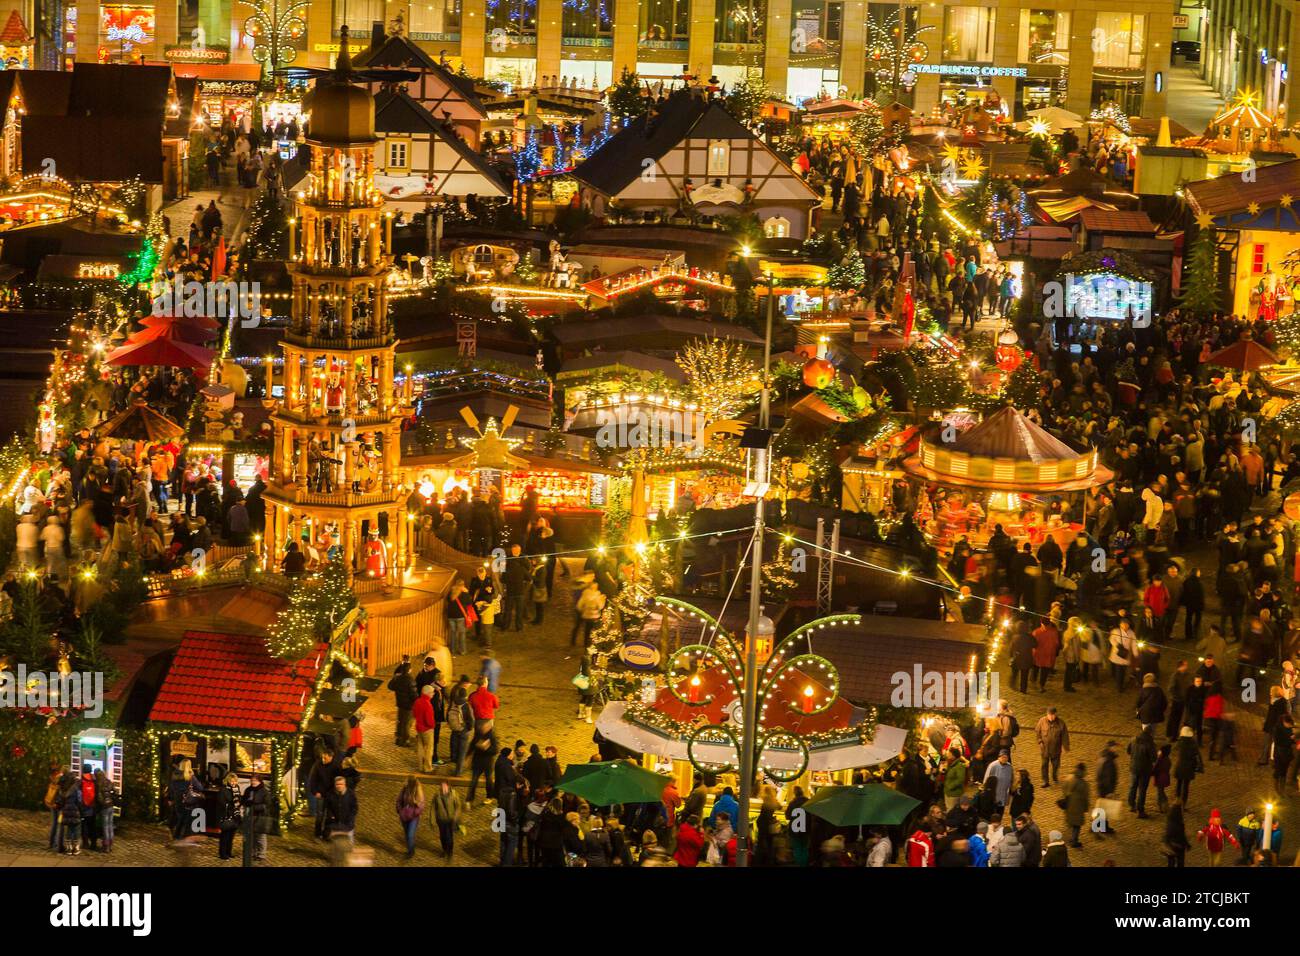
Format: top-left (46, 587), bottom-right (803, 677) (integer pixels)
top-left (106, 322), bottom-right (215, 370)
top-left (1206, 337), bottom-right (1279, 372)
top-left (136, 314), bottom-right (217, 344)
top-left (142, 310), bottom-right (223, 331)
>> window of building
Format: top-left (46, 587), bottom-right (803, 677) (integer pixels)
top-left (1252, 243), bottom-right (1267, 274)
top-left (764, 215), bottom-right (791, 237)
top-left (563, 0), bottom-right (613, 40)
top-left (332, 0), bottom-right (385, 33)
top-left (486, 0), bottom-right (537, 44)
top-left (387, 139), bottom-right (410, 171)
top-left (410, 0), bottom-right (462, 38)
top-left (1018, 9), bottom-right (1070, 64)
top-left (475, 244), bottom-right (495, 264)
top-left (716, 0), bottom-right (765, 45)
top-left (640, 0), bottom-right (690, 42)
top-left (943, 7), bottom-right (995, 63)
top-left (707, 140), bottom-right (731, 175)
top-left (1093, 12), bottom-right (1146, 70)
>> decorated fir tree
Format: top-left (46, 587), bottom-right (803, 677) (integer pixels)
top-left (676, 335), bottom-right (759, 423)
top-left (723, 77), bottom-right (770, 128)
top-left (848, 102), bottom-right (886, 157)
top-left (1180, 223), bottom-right (1223, 315)
top-left (827, 253), bottom-right (867, 290)
top-left (609, 67), bottom-right (649, 120)
top-left (245, 186), bottom-right (290, 260)
top-left (1002, 362), bottom-right (1044, 409)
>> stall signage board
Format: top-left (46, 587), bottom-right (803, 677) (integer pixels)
top-left (165, 44), bottom-right (230, 63)
top-left (619, 640), bottom-right (661, 670)
top-left (169, 734), bottom-right (199, 758)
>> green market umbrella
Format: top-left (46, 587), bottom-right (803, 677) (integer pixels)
top-left (556, 760), bottom-right (672, 805)
top-left (802, 784), bottom-right (920, 827)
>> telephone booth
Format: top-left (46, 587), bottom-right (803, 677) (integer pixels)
top-left (72, 729), bottom-right (124, 815)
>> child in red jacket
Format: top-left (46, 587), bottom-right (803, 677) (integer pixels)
top-left (1197, 809), bottom-right (1239, 866)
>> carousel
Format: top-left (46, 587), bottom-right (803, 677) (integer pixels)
top-left (901, 406), bottom-right (1113, 552)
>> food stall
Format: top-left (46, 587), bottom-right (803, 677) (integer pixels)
top-left (902, 406), bottom-right (1113, 552)
top-left (144, 630), bottom-right (370, 831)
top-left (169, 63), bottom-right (263, 126)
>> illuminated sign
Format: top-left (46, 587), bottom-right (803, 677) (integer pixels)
top-left (101, 5), bottom-right (155, 51)
top-left (165, 44), bottom-right (230, 63)
top-left (77, 262), bottom-right (122, 279)
top-left (912, 64), bottom-right (1028, 78)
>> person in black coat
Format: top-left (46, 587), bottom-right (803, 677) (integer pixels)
top-left (1181, 568), bottom-right (1205, 642)
top-left (945, 795), bottom-right (979, 837)
top-left (323, 775), bottom-right (358, 845)
top-left (521, 744), bottom-right (549, 792)
top-left (1127, 725), bottom-right (1157, 818)
top-left (388, 658), bottom-right (417, 746)
top-left (239, 773), bottom-right (271, 861)
top-left (1164, 800), bottom-right (1189, 866)
top-left (216, 773), bottom-right (241, 860)
top-left (1136, 672), bottom-right (1167, 725)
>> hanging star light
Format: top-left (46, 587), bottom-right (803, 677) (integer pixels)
top-left (1281, 194), bottom-right (1294, 208)
top-left (960, 154), bottom-right (987, 180)
top-left (1233, 87), bottom-right (1263, 110)
top-left (1027, 118), bottom-right (1052, 138)
top-left (1247, 201), bottom-right (1262, 217)
top-left (1195, 211), bottom-right (1215, 229)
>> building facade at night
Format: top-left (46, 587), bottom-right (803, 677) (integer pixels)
top-left (0, 0), bottom-right (1173, 119)
top-left (1191, 0), bottom-right (1300, 124)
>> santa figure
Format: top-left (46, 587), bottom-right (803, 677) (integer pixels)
top-left (325, 371), bottom-right (345, 414)
top-left (364, 529), bottom-right (388, 578)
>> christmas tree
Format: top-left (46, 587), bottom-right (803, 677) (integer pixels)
top-left (849, 102), bottom-right (886, 157)
top-left (827, 253), bottom-right (866, 290)
top-left (608, 67), bottom-right (649, 120)
top-left (1180, 224), bottom-right (1223, 315)
top-left (1002, 362), bottom-right (1044, 409)
top-left (245, 186), bottom-right (290, 260)
top-left (723, 77), bottom-right (770, 128)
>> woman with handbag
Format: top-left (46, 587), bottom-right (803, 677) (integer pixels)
top-left (467, 566), bottom-right (497, 646)
top-left (396, 775), bottom-right (425, 859)
top-left (216, 772), bottom-right (241, 860)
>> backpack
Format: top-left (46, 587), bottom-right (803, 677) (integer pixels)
top-left (1007, 715), bottom-right (1021, 739)
top-left (447, 702), bottom-right (467, 732)
top-left (80, 775), bottom-right (95, 807)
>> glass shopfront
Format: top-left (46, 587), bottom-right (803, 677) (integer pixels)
top-left (943, 6), bottom-right (994, 63)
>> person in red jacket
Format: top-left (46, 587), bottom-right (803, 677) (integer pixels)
top-left (1202, 692), bottom-right (1226, 759)
top-left (468, 676), bottom-right (499, 731)
top-left (1031, 620), bottom-right (1061, 691)
top-left (1143, 575), bottom-right (1171, 638)
top-left (1196, 808), bottom-right (1238, 866)
top-left (906, 825), bottom-right (935, 866)
top-left (412, 686), bottom-right (437, 773)
top-left (673, 815), bottom-right (705, 867)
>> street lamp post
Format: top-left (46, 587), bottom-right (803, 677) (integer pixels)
top-left (737, 271), bottom-right (776, 867)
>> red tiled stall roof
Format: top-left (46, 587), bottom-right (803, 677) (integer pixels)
top-left (148, 631), bottom-right (328, 734)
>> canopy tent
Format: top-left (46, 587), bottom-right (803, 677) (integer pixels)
top-left (1206, 337), bottom-right (1280, 372)
top-left (106, 322), bottom-right (215, 370)
top-left (1016, 106), bottom-right (1084, 132)
top-left (98, 400), bottom-right (186, 442)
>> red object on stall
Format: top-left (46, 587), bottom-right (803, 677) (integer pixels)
top-left (802, 358), bottom-right (835, 389)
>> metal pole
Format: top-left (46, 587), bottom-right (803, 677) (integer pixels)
top-left (737, 272), bottom-right (775, 867)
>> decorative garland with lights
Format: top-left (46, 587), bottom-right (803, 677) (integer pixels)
top-left (649, 598), bottom-right (874, 781)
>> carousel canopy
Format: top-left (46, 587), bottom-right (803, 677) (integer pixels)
top-left (904, 407), bottom-right (1113, 492)
top-left (106, 322), bottom-right (215, 370)
top-left (1206, 337), bottom-right (1279, 372)
top-left (99, 400), bottom-right (185, 442)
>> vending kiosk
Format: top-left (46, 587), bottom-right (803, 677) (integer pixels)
top-left (71, 729), bottom-right (123, 814)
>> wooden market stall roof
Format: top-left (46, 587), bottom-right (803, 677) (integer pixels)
top-left (1184, 157), bottom-right (1300, 220)
top-left (148, 631), bottom-right (329, 734)
top-left (552, 314), bottom-right (762, 351)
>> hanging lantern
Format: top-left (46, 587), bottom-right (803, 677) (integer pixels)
top-left (802, 357), bottom-right (835, 389)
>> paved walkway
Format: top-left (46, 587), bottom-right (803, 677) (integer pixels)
top-left (1164, 65), bottom-right (1226, 135)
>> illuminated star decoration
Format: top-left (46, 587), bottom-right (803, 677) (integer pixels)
top-left (457, 418), bottom-right (526, 471)
top-left (1194, 211), bottom-right (1215, 229)
top-left (1281, 194), bottom-right (1294, 208)
top-left (941, 142), bottom-right (962, 165)
top-left (1247, 201), bottom-right (1262, 217)
top-left (1233, 88), bottom-right (1263, 111)
top-left (960, 154), bottom-right (986, 180)
top-left (1027, 118), bottom-right (1052, 138)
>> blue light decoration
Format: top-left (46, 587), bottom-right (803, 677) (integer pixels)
top-left (988, 189), bottom-right (1031, 241)
top-left (515, 126), bottom-right (543, 182)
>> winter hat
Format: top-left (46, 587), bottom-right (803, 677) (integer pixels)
top-left (1049, 830), bottom-right (1063, 842)
top-left (1142, 673), bottom-right (1156, 687)
top-left (1179, 725), bottom-right (1195, 738)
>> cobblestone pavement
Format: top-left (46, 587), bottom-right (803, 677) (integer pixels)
top-left (1, 527), bottom-right (1296, 867)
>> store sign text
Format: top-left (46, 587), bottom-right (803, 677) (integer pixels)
top-left (913, 64), bottom-right (1028, 78)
